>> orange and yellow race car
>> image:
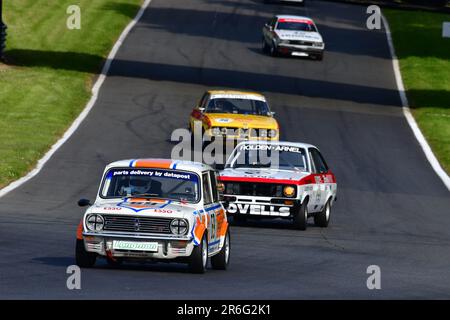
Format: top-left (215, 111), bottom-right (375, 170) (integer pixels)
top-left (189, 90), bottom-right (280, 144)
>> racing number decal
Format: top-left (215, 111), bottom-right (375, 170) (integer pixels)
top-left (210, 212), bottom-right (217, 242)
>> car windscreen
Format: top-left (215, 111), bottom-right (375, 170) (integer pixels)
top-left (100, 168), bottom-right (200, 203)
top-left (226, 144), bottom-right (309, 171)
top-left (276, 21), bottom-right (317, 32)
top-left (205, 98), bottom-right (270, 116)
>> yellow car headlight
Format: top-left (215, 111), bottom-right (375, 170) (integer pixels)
top-left (283, 185), bottom-right (296, 198)
top-left (268, 129), bottom-right (277, 138)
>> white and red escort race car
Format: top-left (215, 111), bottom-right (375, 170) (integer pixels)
top-left (262, 15), bottom-right (325, 60)
top-left (218, 141), bottom-right (337, 230)
top-left (75, 159), bottom-right (230, 273)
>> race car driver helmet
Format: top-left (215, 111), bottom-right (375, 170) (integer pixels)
top-left (121, 176), bottom-right (151, 196)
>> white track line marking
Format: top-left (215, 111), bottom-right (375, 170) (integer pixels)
top-left (0, 0), bottom-right (153, 199)
top-left (382, 14), bottom-right (450, 192)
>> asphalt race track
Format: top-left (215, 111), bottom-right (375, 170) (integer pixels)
top-left (0, 0), bottom-right (449, 299)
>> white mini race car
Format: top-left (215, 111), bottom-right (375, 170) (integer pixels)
top-left (218, 141), bottom-right (337, 230)
top-left (262, 15), bottom-right (325, 60)
top-left (75, 159), bottom-right (230, 273)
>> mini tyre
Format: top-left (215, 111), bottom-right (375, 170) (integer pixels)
top-left (211, 229), bottom-right (231, 270)
top-left (293, 201), bottom-right (308, 230)
top-left (314, 199), bottom-right (331, 228)
top-left (75, 239), bottom-right (97, 268)
top-left (189, 233), bottom-right (208, 274)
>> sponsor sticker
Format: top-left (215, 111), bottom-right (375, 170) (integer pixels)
top-left (227, 203), bottom-right (291, 216)
top-left (239, 144), bottom-right (303, 153)
top-left (210, 94), bottom-right (266, 102)
top-left (215, 118), bottom-right (233, 124)
top-left (113, 240), bottom-right (158, 252)
top-left (111, 169), bottom-right (194, 181)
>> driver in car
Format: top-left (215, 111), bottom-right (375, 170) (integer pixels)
top-left (119, 176), bottom-right (162, 197)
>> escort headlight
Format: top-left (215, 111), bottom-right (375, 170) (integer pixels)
top-left (313, 42), bottom-right (323, 47)
top-left (283, 186), bottom-right (296, 198)
top-left (170, 219), bottom-right (188, 235)
top-left (279, 39), bottom-right (289, 44)
top-left (211, 127), bottom-right (221, 135)
top-left (86, 214), bottom-right (104, 231)
top-left (268, 129), bottom-right (277, 138)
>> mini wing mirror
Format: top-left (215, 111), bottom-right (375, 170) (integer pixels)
top-left (198, 107), bottom-right (205, 113)
top-left (78, 198), bottom-right (92, 207)
top-left (269, 111), bottom-right (276, 116)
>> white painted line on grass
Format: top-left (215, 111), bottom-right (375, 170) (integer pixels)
top-left (382, 14), bottom-right (450, 192)
top-left (0, 0), bottom-right (153, 199)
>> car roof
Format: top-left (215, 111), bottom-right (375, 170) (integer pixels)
top-left (105, 158), bottom-right (212, 174)
top-left (275, 15), bottom-right (314, 22)
top-left (235, 140), bottom-right (319, 150)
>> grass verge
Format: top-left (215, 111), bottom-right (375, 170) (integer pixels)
top-left (0, 0), bottom-right (142, 189)
top-left (384, 9), bottom-right (450, 174)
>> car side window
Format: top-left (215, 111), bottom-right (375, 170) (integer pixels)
top-left (308, 150), bottom-right (317, 173)
top-left (209, 171), bottom-right (219, 203)
top-left (311, 149), bottom-right (329, 174)
top-left (202, 172), bottom-right (213, 205)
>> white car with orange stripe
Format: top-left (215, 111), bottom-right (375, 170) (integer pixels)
top-left (75, 159), bottom-right (230, 273)
top-left (219, 141), bottom-right (337, 230)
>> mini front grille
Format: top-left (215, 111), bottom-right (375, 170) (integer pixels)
top-left (103, 215), bottom-right (172, 234)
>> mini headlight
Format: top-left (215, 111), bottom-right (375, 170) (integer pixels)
top-left (268, 129), bottom-right (277, 138)
top-left (86, 214), bottom-right (104, 231)
top-left (170, 219), bottom-right (188, 235)
top-left (211, 127), bottom-right (221, 135)
top-left (221, 127), bottom-right (228, 135)
top-left (283, 186), bottom-right (296, 198)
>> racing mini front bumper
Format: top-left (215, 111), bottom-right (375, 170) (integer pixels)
top-left (82, 232), bottom-right (195, 260)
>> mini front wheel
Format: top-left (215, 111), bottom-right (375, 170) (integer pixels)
top-left (188, 234), bottom-right (208, 273)
top-left (75, 239), bottom-right (97, 268)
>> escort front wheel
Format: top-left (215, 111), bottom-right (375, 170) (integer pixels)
top-left (293, 201), bottom-right (308, 230)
